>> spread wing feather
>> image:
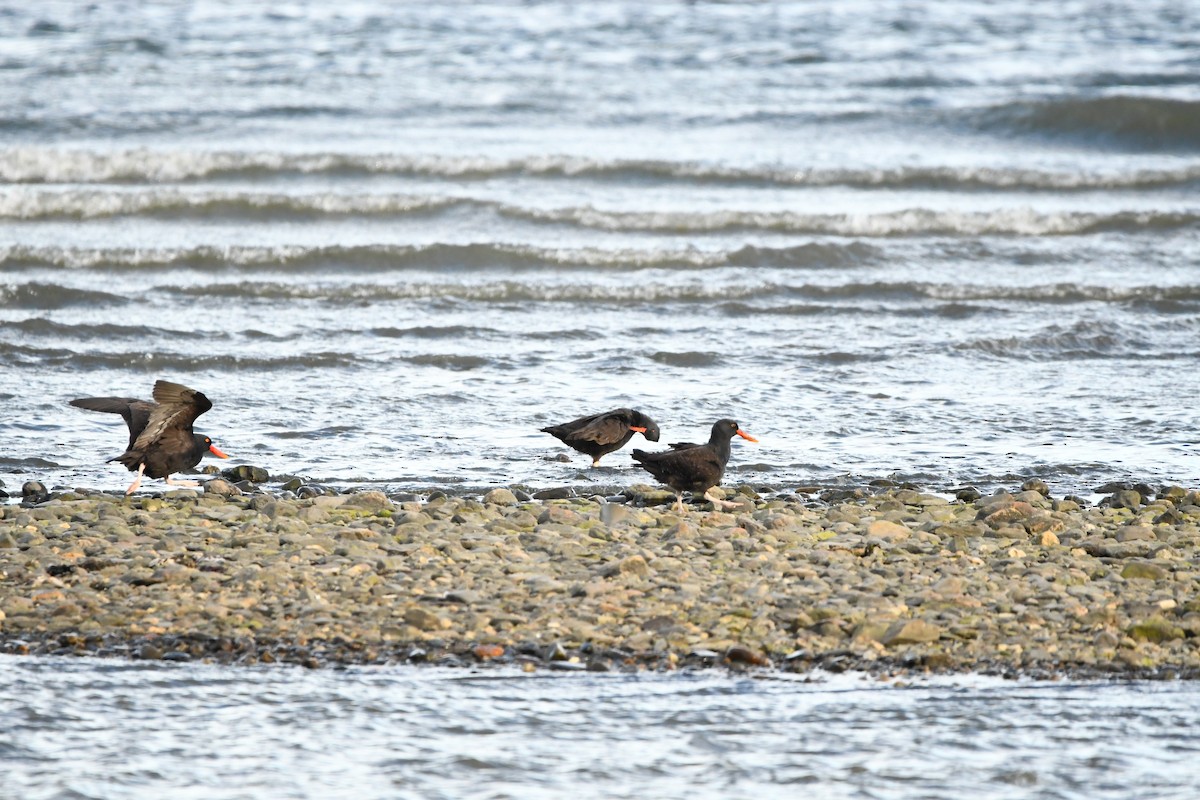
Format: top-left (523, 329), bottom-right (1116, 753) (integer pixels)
top-left (69, 397), bottom-right (156, 450)
top-left (130, 381), bottom-right (212, 453)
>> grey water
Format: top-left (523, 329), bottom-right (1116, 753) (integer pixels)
top-left (3, 4), bottom-right (1200, 796)
top-left (3, 654), bottom-right (1200, 800)
top-left (1, 0), bottom-right (1198, 496)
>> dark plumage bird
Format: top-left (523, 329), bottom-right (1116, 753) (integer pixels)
top-left (540, 408), bottom-right (661, 467)
top-left (631, 418), bottom-right (757, 511)
top-left (70, 379), bottom-right (229, 495)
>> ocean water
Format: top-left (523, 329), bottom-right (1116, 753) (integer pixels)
top-left (4, 655), bottom-right (1200, 800)
top-left (3, 5), bottom-right (1200, 797)
top-left (1, 0), bottom-right (1198, 496)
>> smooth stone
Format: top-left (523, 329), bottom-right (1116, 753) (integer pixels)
top-left (403, 607), bottom-right (446, 631)
top-left (22, 481), bottom-right (48, 501)
top-left (881, 619), bottom-right (943, 645)
top-left (866, 520), bottom-right (911, 540)
top-left (483, 488), bottom-right (518, 506)
top-left (203, 478), bottom-right (241, 497)
top-left (220, 465), bottom-right (270, 483)
top-left (1121, 562), bottom-right (1167, 581)
top-left (344, 491), bottom-right (393, 511)
top-left (599, 503), bottom-right (629, 526)
top-left (1109, 490), bottom-right (1142, 510)
top-left (1021, 478), bottom-right (1050, 496)
top-left (1128, 616), bottom-right (1184, 643)
top-left (603, 555), bottom-right (651, 578)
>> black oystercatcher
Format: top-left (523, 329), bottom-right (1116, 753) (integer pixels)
top-left (70, 379), bottom-right (229, 495)
top-left (631, 418), bottom-right (757, 511)
top-left (540, 408), bottom-right (661, 466)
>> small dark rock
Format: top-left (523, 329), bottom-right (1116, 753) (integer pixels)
top-left (137, 644), bottom-right (164, 660)
top-left (953, 486), bottom-right (982, 502)
top-left (162, 651), bottom-right (192, 663)
top-left (821, 488), bottom-right (867, 503)
top-left (1108, 489), bottom-right (1142, 510)
top-left (548, 661), bottom-right (587, 671)
top-left (220, 465), bottom-right (270, 483)
top-left (725, 645), bottom-right (769, 666)
top-left (1021, 478), bottom-right (1050, 496)
top-left (21, 481), bottom-right (49, 502)
top-left (45, 564), bottom-right (76, 577)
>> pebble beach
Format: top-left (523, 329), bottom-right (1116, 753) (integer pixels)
top-left (3, 475), bottom-right (1198, 679)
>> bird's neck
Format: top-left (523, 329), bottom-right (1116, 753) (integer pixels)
top-left (708, 434), bottom-right (732, 464)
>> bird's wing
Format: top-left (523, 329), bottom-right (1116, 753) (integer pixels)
top-left (672, 446), bottom-right (723, 472)
top-left (69, 397), bottom-right (155, 444)
top-left (130, 381), bottom-right (213, 452)
top-left (566, 411), bottom-right (631, 446)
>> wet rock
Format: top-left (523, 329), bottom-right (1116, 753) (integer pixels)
top-left (533, 487), bottom-right (575, 500)
top-left (1021, 478), bottom-right (1050, 496)
top-left (220, 465), bottom-right (270, 483)
top-left (280, 477), bottom-right (304, 492)
top-left (725, 645), bottom-right (769, 666)
top-left (21, 481), bottom-right (49, 503)
top-left (473, 644), bottom-right (505, 661)
top-left (483, 488), bottom-right (518, 506)
top-left (821, 488), bottom-right (868, 503)
top-left (953, 486), bottom-right (982, 502)
top-left (1108, 490), bottom-right (1142, 510)
top-left (137, 644), bottom-right (164, 660)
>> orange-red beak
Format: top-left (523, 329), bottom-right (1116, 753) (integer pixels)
top-left (629, 426), bottom-right (647, 433)
top-left (736, 429), bottom-right (758, 443)
top-left (209, 443), bottom-right (230, 459)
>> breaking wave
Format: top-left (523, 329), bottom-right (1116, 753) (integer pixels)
top-left (3, 148), bottom-right (1199, 190)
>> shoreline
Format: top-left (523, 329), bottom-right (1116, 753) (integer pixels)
top-left (2, 480), bottom-right (1199, 679)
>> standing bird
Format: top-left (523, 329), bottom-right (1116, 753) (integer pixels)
top-left (631, 418), bottom-right (757, 511)
top-left (540, 408), bottom-right (661, 467)
top-left (69, 379), bottom-right (229, 495)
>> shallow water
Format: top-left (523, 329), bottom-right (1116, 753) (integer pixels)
top-left (2, 1), bottom-right (1199, 496)
top-left (2, 655), bottom-right (1199, 800)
